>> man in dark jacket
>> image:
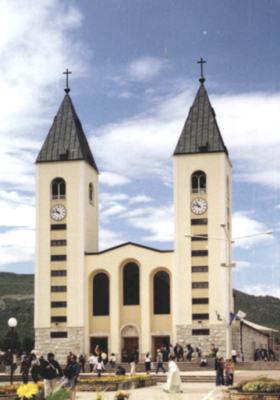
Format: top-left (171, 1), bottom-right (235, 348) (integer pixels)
top-left (67, 355), bottom-right (80, 400)
top-left (41, 352), bottom-right (63, 397)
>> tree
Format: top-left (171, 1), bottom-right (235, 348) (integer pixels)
top-left (22, 337), bottom-right (34, 353)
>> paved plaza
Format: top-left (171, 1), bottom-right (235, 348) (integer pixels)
top-left (1, 370), bottom-right (280, 400)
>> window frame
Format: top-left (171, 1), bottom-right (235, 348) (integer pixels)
top-left (191, 171), bottom-right (207, 194)
top-left (153, 270), bottom-right (170, 315)
top-left (51, 178), bottom-right (66, 200)
top-left (123, 262), bottom-right (140, 306)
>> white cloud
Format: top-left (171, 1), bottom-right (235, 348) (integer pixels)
top-left (99, 172), bottom-right (131, 186)
top-left (0, 228), bottom-right (35, 266)
top-left (129, 195), bottom-right (153, 204)
top-left (233, 260), bottom-right (252, 272)
top-left (127, 57), bottom-right (164, 82)
top-left (99, 228), bottom-right (127, 251)
top-left (0, 201), bottom-right (35, 229)
top-left (232, 211), bottom-right (274, 248)
top-left (237, 284), bottom-right (280, 299)
top-left (127, 204), bottom-right (174, 243)
top-left (101, 204), bottom-right (127, 218)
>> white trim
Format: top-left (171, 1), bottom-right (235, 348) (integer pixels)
top-left (79, 163), bottom-right (85, 327)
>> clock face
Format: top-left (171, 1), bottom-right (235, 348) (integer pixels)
top-left (50, 204), bottom-right (67, 221)
top-left (191, 198), bottom-right (207, 215)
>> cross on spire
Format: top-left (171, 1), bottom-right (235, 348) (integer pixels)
top-left (197, 58), bottom-right (206, 83)
top-left (63, 69), bottom-right (72, 94)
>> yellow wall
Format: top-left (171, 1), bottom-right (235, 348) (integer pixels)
top-left (35, 160), bottom-right (99, 330)
top-left (84, 245), bottom-right (174, 358)
top-left (173, 152), bottom-right (232, 326)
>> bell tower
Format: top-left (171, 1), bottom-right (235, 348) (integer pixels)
top-left (34, 74), bottom-right (99, 361)
top-left (173, 62), bottom-right (233, 356)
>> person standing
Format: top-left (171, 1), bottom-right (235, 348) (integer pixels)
top-left (164, 355), bottom-right (181, 393)
top-left (88, 353), bottom-right (95, 373)
top-left (156, 349), bottom-right (166, 373)
top-left (109, 353), bottom-right (116, 374)
top-left (30, 354), bottom-right (40, 383)
top-left (96, 356), bottom-right (104, 378)
top-left (20, 356), bottom-right (30, 384)
top-left (231, 349), bottom-right (237, 363)
top-left (79, 354), bottom-right (85, 373)
top-left (41, 352), bottom-right (63, 397)
top-left (67, 355), bottom-right (80, 400)
top-left (215, 357), bottom-right (220, 386)
top-left (129, 350), bottom-right (136, 375)
top-left (174, 344), bottom-right (178, 361)
top-left (228, 359), bottom-right (235, 385)
top-left (219, 357), bottom-right (224, 385)
top-left (145, 352), bottom-right (152, 374)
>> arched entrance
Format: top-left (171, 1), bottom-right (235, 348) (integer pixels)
top-left (120, 324), bottom-right (140, 362)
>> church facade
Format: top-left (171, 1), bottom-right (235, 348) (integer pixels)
top-left (34, 74), bottom-right (234, 363)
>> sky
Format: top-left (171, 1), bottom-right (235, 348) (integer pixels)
top-left (1, 0), bottom-right (280, 300)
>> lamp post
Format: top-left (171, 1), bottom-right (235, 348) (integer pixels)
top-left (184, 229), bottom-right (273, 359)
top-left (8, 318), bottom-right (17, 385)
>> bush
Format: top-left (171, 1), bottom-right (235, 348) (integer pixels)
top-left (237, 376), bottom-right (280, 393)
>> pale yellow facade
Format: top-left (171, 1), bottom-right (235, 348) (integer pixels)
top-left (35, 82), bottom-right (234, 363)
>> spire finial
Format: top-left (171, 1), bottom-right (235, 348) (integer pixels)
top-left (63, 69), bottom-right (72, 94)
top-left (197, 58), bottom-right (206, 83)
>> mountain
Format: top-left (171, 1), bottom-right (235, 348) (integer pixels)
top-left (0, 273), bottom-right (279, 343)
top-left (0, 273), bottom-right (34, 342)
top-left (234, 288), bottom-right (280, 338)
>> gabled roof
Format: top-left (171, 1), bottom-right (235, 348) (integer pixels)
top-left (174, 80), bottom-right (228, 156)
top-left (243, 319), bottom-right (278, 334)
top-left (36, 94), bottom-right (98, 172)
top-left (85, 241), bottom-right (174, 255)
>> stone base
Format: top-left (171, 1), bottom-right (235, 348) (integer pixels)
top-left (35, 327), bottom-right (84, 364)
top-left (176, 324), bottom-right (227, 357)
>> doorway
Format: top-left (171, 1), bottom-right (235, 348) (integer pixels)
top-left (90, 337), bottom-right (108, 355)
top-left (153, 336), bottom-right (170, 361)
top-left (123, 337), bottom-right (139, 362)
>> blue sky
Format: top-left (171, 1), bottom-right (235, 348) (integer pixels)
top-left (1, 0), bottom-right (280, 299)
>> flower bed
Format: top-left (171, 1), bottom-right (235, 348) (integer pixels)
top-left (0, 383), bottom-right (44, 396)
top-left (77, 375), bottom-right (156, 392)
top-left (224, 376), bottom-right (280, 400)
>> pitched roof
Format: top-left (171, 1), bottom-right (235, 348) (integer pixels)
top-left (174, 81), bottom-right (228, 156)
top-left (36, 94), bottom-right (98, 172)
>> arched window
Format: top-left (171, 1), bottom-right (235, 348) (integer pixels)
top-left (123, 262), bottom-right (139, 305)
top-left (89, 183), bottom-right (93, 204)
top-left (93, 273), bottom-right (109, 316)
top-left (52, 178), bottom-right (66, 200)
top-left (154, 271), bottom-right (170, 314)
top-left (191, 171), bottom-right (206, 194)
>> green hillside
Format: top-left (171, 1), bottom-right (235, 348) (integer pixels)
top-left (0, 273), bottom-right (34, 343)
top-left (234, 288), bottom-right (280, 339)
top-left (0, 273), bottom-right (279, 347)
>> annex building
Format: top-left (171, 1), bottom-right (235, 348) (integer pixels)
top-left (34, 72), bottom-right (275, 363)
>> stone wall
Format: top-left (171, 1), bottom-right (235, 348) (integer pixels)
top-left (232, 322), bottom-right (269, 361)
top-left (176, 324), bottom-right (227, 357)
top-left (35, 327), bottom-right (84, 364)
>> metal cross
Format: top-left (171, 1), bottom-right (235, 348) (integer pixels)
top-left (63, 69), bottom-right (72, 93)
top-left (197, 58), bottom-right (206, 78)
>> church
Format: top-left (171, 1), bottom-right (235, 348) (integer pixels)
top-left (34, 68), bottom-right (274, 363)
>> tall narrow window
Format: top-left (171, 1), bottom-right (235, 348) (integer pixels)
top-left (191, 171), bottom-right (206, 194)
top-left (123, 263), bottom-right (139, 305)
top-left (52, 178), bottom-right (66, 200)
top-left (89, 183), bottom-right (93, 205)
top-left (154, 271), bottom-right (170, 314)
top-left (93, 273), bottom-right (109, 316)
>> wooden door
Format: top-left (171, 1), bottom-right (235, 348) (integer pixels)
top-left (124, 337), bottom-right (139, 361)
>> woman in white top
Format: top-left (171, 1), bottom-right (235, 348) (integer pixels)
top-left (145, 352), bottom-right (152, 374)
top-left (96, 356), bottom-right (104, 378)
